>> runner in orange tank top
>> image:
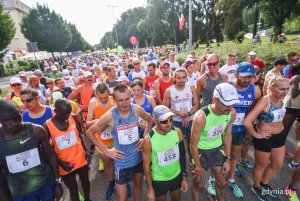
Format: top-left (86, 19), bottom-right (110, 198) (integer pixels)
top-left (44, 99), bottom-right (91, 201)
top-left (86, 83), bottom-right (116, 200)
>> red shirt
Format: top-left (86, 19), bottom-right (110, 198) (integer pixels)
top-left (145, 74), bottom-right (160, 96)
top-left (247, 59), bottom-right (265, 69)
top-left (159, 77), bottom-right (174, 100)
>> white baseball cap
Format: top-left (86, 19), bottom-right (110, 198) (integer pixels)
top-left (213, 83), bottom-right (239, 106)
top-left (83, 71), bottom-right (92, 78)
top-left (153, 105), bottom-right (174, 121)
top-left (248, 51), bottom-right (257, 56)
top-left (51, 66), bottom-right (58, 71)
top-left (10, 77), bottom-right (22, 85)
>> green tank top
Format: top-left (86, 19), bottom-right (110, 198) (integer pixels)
top-left (197, 105), bottom-right (231, 150)
top-left (149, 127), bottom-right (181, 181)
top-left (0, 123), bottom-right (53, 196)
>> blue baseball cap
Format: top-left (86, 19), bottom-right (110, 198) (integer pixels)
top-left (237, 62), bottom-right (255, 77)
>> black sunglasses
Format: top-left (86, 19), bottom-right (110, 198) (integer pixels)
top-left (11, 83), bottom-right (21, 87)
top-left (21, 97), bottom-right (36, 103)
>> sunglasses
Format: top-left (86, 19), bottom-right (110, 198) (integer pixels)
top-left (133, 63), bottom-right (140, 65)
top-left (159, 116), bottom-right (173, 124)
top-left (21, 97), bottom-right (36, 103)
top-left (290, 58), bottom-right (299, 62)
top-left (46, 82), bottom-right (53, 85)
top-left (207, 61), bottom-right (219, 67)
top-left (11, 83), bottom-right (21, 87)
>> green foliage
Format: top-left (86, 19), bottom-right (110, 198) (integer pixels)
top-left (100, 32), bottom-right (115, 49)
top-left (0, 3), bottom-right (16, 53)
top-left (17, 61), bottom-right (28, 66)
top-left (235, 31), bottom-right (246, 43)
top-left (284, 15), bottom-right (300, 33)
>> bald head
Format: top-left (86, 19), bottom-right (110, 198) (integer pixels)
top-left (54, 99), bottom-right (72, 115)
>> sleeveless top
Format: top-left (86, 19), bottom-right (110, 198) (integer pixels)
top-left (145, 75), bottom-right (160, 97)
top-left (198, 105), bottom-right (231, 150)
top-left (133, 95), bottom-right (153, 137)
top-left (93, 97), bottom-right (115, 146)
top-left (159, 77), bottom-right (174, 101)
top-left (22, 106), bottom-right (53, 125)
top-left (148, 127), bottom-right (181, 181)
top-left (111, 104), bottom-right (141, 170)
top-left (0, 123), bottom-right (53, 196)
top-left (187, 73), bottom-right (198, 86)
top-left (46, 116), bottom-right (87, 175)
top-left (232, 84), bottom-right (256, 133)
top-left (170, 85), bottom-right (194, 122)
top-left (200, 73), bottom-right (223, 107)
top-left (81, 83), bottom-right (94, 119)
top-left (283, 82), bottom-right (300, 109)
top-left (258, 97), bottom-right (286, 123)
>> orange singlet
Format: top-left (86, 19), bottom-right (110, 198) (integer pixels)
top-left (93, 97), bottom-right (115, 146)
top-left (46, 115), bottom-right (87, 175)
top-left (81, 83), bottom-right (94, 119)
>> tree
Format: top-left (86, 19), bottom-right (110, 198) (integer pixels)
top-left (65, 23), bottom-right (89, 52)
top-left (21, 4), bottom-right (71, 57)
top-left (99, 32), bottom-right (115, 49)
top-left (0, 3), bottom-right (16, 53)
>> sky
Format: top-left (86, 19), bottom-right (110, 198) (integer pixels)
top-left (20, 0), bottom-right (148, 45)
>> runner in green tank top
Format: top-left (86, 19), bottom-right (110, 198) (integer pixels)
top-left (191, 83), bottom-right (238, 201)
top-left (143, 105), bottom-right (188, 201)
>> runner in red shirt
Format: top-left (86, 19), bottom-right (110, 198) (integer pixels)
top-left (247, 51), bottom-right (266, 76)
top-left (143, 62), bottom-right (159, 100)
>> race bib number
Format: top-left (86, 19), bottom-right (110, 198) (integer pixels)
top-left (174, 101), bottom-right (190, 112)
top-left (6, 148), bottom-right (41, 173)
top-left (233, 113), bottom-right (246, 126)
top-left (117, 123), bottom-right (139, 145)
top-left (149, 89), bottom-right (156, 97)
top-left (101, 128), bottom-right (113, 140)
top-left (272, 109), bottom-right (285, 122)
top-left (55, 130), bottom-right (78, 150)
top-left (157, 146), bottom-right (179, 166)
top-left (207, 123), bottom-right (227, 139)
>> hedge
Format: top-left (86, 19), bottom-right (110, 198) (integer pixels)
top-left (0, 60), bottom-right (37, 77)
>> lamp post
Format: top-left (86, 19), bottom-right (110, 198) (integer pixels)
top-left (188, 0), bottom-right (192, 49)
top-left (108, 5), bottom-right (119, 46)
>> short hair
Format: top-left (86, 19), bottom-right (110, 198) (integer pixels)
top-left (107, 66), bottom-right (115, 73)
top-left (54, 78), bottom-right (63, 85)
top-left (20, 88), bottom-right (39, 97)
top-left (288, 52), bottom-right (298, 58)
top-left (228, 54), bottom-right (236, 57)
top-left (95, 83), bottom-right (109, 94)
top-left (132, 77), bottom-right (143, 82)
top-left (112, 84), bottom-right (130, 99)
top-left (147, 62), bottom-right (157, 68)
top-left (174, 68), bottom-right (187, 78)
top-left (291, 63), bottom-right (300, 77)
top-left (0, 99), bottom-right (20, 119)
top-left (131, 79), bottom-right (144, 88)
top-left (54, 99), bottom-right (71, 112)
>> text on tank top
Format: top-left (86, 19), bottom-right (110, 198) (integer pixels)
top-left (170, 85), bottom-right (193, 121)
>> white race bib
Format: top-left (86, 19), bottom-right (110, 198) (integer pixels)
top-left (233, 113), bottom-right (246, 126)
top-left (55, 130), bottom-right (78, 150)
top-left (174, 101), bottom-right (190, 112)
top-left (117, 123), bottom-right (139, 145)
top-left (207, 123), bottom-right (227, 139)
top-left (6, 148), bottom-right (41, 173)
top-left (157, 146), bottom-right (179, 166)
top-left (272, 109), bottom-right (285, 122)
top-left (149, 89), bottom-right (156, 97)
top-left (100, 128), bottom-right (113, 140)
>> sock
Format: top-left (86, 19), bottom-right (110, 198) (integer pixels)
top-left (292, 161), bottom-right (300, 165)
top-left (228, 179), bottom-right (235, 183)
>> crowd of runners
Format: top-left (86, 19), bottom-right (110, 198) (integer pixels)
top-left (0, 48), bottom-right (300, 201)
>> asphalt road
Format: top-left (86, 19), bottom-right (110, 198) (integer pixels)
top-left (61, 129), bottom-right (299, 201)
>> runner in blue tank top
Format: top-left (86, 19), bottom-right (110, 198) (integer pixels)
top-left (86, 84), bottom-right (153, 201)
top-left (227, 62), bottom-right (261, 198)
top-left (131, 79), bottom-right (156, 138)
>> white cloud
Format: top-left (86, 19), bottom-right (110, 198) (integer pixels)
top-left (20, 0), bottom-right (147, 45)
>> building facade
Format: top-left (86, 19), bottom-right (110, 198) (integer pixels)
top-left (1, 0), bottom-right (31, 52)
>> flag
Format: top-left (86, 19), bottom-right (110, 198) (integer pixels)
top-left (178, 14), bottom-right (186, 31)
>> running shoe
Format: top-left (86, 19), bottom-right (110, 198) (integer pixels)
top-left (260, 183), bottom-right (278, 199)
top-left (285, 186), bottom-right (300, 201)
top-left (208, 177), bottom-right (216, 196)
top-left (98, 160), bottom-right (105, 171)
top-left (286, 152), bottom-right (295, 159)
top-left (235, 164), bottom-right (243, 177)
top-left (289, 162), bottom-right (300, 169)
top-left (227, 180), bottom-right (243, 198)
top-left (251, 186), bottom-right (272, 201)
top-left (106, 181), bottom-right (115, 200)
top-left (127, 183), bottom-right (132, 197)
top-left (238, 159), bottom-right (254, 171)
top-left (78, 191), bottom-right (85, 201)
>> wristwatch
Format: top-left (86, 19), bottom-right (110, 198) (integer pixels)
top-left (224, 156), bottom-right (231, 161)
top-left (55, 177), bottom-right (62, 184)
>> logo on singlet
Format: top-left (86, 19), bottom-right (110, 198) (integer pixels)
top-left (20, 137), bottom-right (31, 144)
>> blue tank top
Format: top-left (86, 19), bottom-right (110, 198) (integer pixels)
top-left (132, 95), bottom-right (153, 137)
top-left (232, 84), bottom-right (256, 133)
top-left (22, 106), bottom-right (53, 125)
top-left (258, 97), bottom-right (286, 123)
top-left (112, 104), bottom-right (142, 170)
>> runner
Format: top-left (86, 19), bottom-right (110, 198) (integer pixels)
top-left (6, 77), bottom-right (25, 110)
top-left (142, 105), bottom-right (189, 201)
top-left (44, 99), bottom-right (91, 201)
top-left (227, 62), bottom-right (261, 198)
top-left (0, 99), bottom-right (63, 201)
top-left (105, 66), bottom-right (120, 95)
top-left (243, 75), bottom-right (290, 201)
top-left (285, 166), bottom-right (300, 201)
top-left (185, 60), bottom-right (199, 86)
top-left (86, 84), bottom-right (152, 201)
top-left (163, 68), bottom-right (199, 158)
top-left (143, 62), bottom-right (160, 99)
top-left (54, 78), bottom-right (73, 98)
top-left (86, 83), bottom-right (116, 200)
top-left (45, 78), bottom-right (58, 105)
top-left (154, 61), bottom-right (174, 105)
top-left (191, 83), bottom-right (237, 201)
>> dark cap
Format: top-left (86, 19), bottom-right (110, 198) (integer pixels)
top-left (274, 58), bottom-right (288, 66)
